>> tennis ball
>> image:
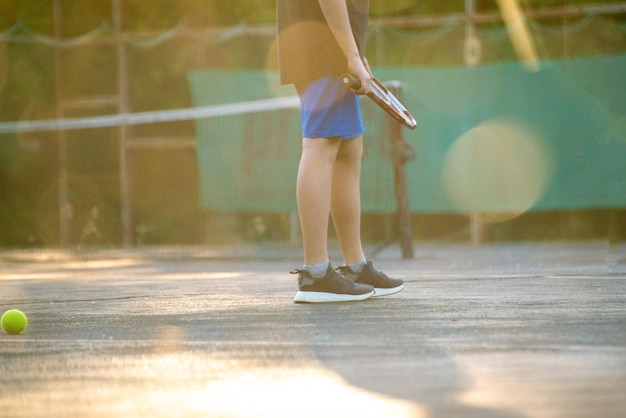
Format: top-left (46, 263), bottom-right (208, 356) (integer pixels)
top-left (1, 309), bottom-right (28, 335)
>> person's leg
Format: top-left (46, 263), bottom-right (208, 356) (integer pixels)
top-left (330, 135), bottom-right (405, 298)
top-left (293, 135), bottom-right (374, 303)
top-left (296, 136), bottom-right (341, 267)
top-left (330, 136), bottom-right (366, 266)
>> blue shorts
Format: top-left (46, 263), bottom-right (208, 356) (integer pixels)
top-left (295, 76), bottom-right (364, 140)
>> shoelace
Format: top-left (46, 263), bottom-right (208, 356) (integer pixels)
top-left (338, 263), bottom-right (389, 284)
top-left (335, 266), bottom-right (353, 279)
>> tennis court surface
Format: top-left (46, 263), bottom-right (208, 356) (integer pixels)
top-left (1, 242), bottom-right (625, 418)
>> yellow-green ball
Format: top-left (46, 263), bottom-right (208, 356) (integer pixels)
top-left (1, 309), bottom-right (28, 335)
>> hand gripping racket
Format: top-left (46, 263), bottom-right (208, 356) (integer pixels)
top-left (342, 74), bottom-right (417, 130)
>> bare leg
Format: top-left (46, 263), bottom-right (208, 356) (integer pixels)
top-left (331, 136), bottom-right (366, 265)
top-left (296, 137), bottom-right (341, 266)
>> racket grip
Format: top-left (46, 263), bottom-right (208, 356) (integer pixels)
top-left (341, 73), bottom-right (361, 89)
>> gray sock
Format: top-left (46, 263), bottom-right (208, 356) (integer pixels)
top-left (348, 259), bottom-right (367, 273)
top-left (304, 260), bottom-right (330, 279)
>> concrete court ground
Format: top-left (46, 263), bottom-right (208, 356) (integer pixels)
top-left (0, 242), bottom-right (625, 418)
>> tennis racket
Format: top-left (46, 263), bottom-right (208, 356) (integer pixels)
top-left (342, 74), bottom-right (417, 130)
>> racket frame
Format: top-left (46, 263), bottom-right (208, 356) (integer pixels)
top-left (342, 74), bottom-right (417, 130)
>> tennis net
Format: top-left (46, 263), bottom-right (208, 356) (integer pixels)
top-left (0, 88), bottom-right (400, 252)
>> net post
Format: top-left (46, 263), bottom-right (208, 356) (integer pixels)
top-left (386, 82), bottom-right (414, 260)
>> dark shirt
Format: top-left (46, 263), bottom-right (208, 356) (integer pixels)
top-left (276, 0), bottom-right (369, 85)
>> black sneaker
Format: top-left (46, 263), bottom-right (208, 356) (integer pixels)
top-left (291, 265), bottom-right (375, 303)
top-left (337, 261), bottom-right (404, 297)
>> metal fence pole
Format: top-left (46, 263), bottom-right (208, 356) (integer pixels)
top-left (113, 0), bottom-right (134, 247)
top-left (386, 82), bottom-right (415, 259)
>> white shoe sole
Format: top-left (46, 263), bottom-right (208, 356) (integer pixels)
top-left (372, 284), bottom-right (404, 297)
top-left (293, 289), bottom-right (375, 303)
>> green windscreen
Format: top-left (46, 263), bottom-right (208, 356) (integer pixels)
top-left (190, 53), bottom-right (626, 215)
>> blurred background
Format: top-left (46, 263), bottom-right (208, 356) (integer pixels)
top-left (0, 0), bottom-right (625, 252)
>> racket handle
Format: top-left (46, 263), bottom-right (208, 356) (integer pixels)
top-left (341, 73), bottom-right (361, 89)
